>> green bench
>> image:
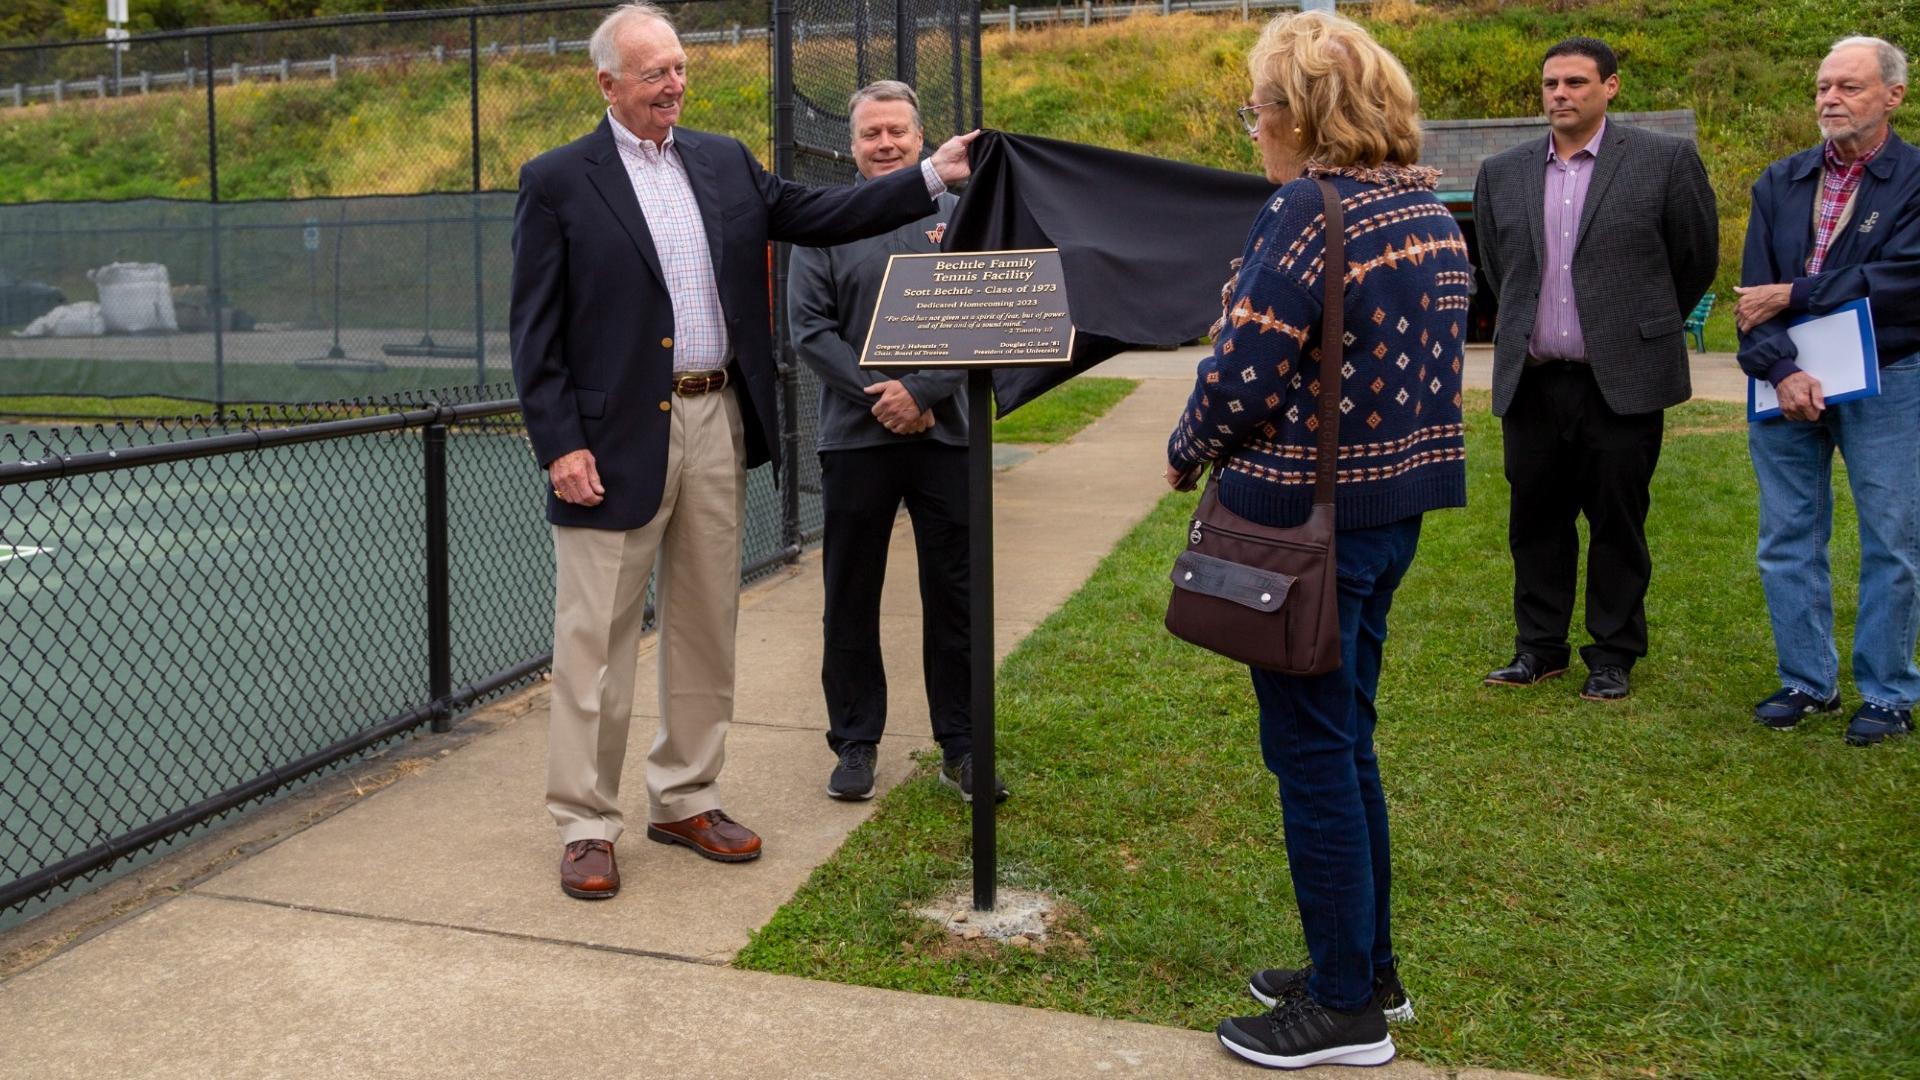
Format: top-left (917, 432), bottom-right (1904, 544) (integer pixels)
top-left (1686, 292), bottom-right (1715, 353)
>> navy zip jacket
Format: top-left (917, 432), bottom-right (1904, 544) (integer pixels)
top-left (1738, 129), bottom-right (1920, 385)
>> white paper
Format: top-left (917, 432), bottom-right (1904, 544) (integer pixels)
top-left (1750, 299), bottom-right (1875, 415)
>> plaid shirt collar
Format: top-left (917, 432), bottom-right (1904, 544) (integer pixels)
top-left (1823, 132), bottom-right (1886, 177)
top-left (607, 108), bottom-right (675, 160)
top-left (1808, 132), bottom-right (1887, 274)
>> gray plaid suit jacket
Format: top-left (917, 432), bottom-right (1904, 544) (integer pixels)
top-left (1472, 122), bottom-right (1719, 416)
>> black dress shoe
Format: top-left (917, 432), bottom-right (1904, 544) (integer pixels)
top-left (1752, 687), bottom-right (1841, 729)
top-left (1484, 652), bottom-right (1568, 687)
top-left (1580, 665), bottom-right (1631, 701)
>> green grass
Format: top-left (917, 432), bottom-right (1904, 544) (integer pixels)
top-left (734, 394), bottom-right (1920, 1080)
top-left (992, 376), bottom-right (1137, 444)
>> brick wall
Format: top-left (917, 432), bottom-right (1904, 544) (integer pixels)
top-left (1422, 109), bottom-right (1697, 195)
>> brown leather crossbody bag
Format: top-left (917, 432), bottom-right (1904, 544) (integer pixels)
top-left (1165, 177), bottom-right (1346, 675)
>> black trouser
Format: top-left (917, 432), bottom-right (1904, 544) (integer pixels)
top-left (1502, 361), bottom-right (1665, 672)
top-left (819, 443), bottom-right (971, 758)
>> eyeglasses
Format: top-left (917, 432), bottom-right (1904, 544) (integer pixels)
top-left (1237, 101), bottom-right (1285, 137)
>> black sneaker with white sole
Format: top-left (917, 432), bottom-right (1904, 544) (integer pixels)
top-left (938, 753), bottom-right (1009, 804)
top-left (1247, 962), bottom-right (1414, 1023)
top-left (827, 743), bottom-right (877, 801)
top-left (1216, 994), bottom-right (1394, 1070)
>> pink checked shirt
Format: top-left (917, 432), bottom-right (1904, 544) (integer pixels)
top-left (1529, 120), bottom-right (1606, 361)
top-left (1807, 134), bottom-right (1886, 275)
top-left (608, 110), bottom-right (731, 373)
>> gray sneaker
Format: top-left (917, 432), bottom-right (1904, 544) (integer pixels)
top-left (827, 743), bottom-right (877, 801)
top-left (937, 753), bottom-right (1009, 804)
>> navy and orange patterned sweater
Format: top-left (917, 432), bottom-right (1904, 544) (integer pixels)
top-left (1168, 164), bottom-right (1471, 530)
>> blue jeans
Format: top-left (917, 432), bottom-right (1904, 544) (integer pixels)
top-left (1749, 353), bottom-right (1920, 710)
top-left (1249, 514), bottom-right (1423, 1012)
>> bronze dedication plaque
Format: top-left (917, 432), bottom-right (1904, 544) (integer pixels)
top-left (859, 247), bottom-right (1075, 368)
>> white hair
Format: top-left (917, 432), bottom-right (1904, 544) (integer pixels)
top-left (847, 80), bottom-right (923, 138)
top-left (590, 2), bottom-right (674, 78)
top-left (1830, 35), bottom-right (1908, 87)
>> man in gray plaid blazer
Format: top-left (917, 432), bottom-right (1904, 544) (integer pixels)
top-left (1472, 36), bottom-right (1718, 702)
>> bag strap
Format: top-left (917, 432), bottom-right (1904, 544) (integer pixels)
top-left (1312, 177), bottom-right (1346, 507)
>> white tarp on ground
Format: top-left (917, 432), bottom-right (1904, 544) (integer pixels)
top-left (12, 301), bottom-right (105, 338)
top-left (89, 262), bottom-right (178, 334)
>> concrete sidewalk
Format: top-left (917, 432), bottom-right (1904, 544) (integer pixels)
top-left (0, 367), bottom-right (1546, 1079)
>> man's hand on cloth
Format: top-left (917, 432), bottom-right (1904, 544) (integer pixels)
top-left (1734, 283), bottom-right (1793, 333)
top-left (928, 129), bottom-right (982, 187)
top-left (549, 448), bottom-right (605, 506)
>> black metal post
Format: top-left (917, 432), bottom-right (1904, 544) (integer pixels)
top-left (425, 423), bottom-right (453, 732)
top-left (970, 0), bottom-right (982, 130)
top-left (205, 32), bottom-right (226, 419)
top-left (950, 0), bottom-right (964, 137)
top-left (773, 0), bottom-right (802, 553)
top-left (894, 0), bottom-right (916, 87)
top-left (855, 0), bottom-right (870, 88)
top-left (968, 367), bottom-right (995, 910)
top-left (470, 11), bottom-right (487, 390)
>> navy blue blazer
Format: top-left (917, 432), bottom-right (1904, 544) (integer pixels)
top-left (509, 119), bottom-right (936, 530)
top-left (1738, 130), bottom-right (1920, 384)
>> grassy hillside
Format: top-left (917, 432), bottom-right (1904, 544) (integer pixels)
top-left (981, 2), bottom-right (1918, 346)
top-left (4, 0), bottom-right (1918, 342)
top-left (0, 44), bottom-right (769, 199)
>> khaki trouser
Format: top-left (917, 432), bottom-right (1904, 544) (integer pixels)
top-left (546, 387), bottom-right (746, 844)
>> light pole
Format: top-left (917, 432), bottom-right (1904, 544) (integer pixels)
top-left (105, 0), bottom-right (129, 96)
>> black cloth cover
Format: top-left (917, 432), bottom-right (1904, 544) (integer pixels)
top-left (942, 130), bottom-right (1277, 416)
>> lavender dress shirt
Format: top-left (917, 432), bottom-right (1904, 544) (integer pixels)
top-left (1529, 120), bottom-right (1606, 362)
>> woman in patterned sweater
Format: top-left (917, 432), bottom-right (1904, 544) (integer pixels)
top-left (1165, 11), bottom-right (1469, 1071)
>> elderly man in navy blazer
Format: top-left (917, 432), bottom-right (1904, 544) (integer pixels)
top-left (1736, 36), bottom-right (1919, 746)
top-left (511, 1), bottom-right (977, 899)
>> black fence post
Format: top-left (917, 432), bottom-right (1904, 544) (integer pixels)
top-left (773, 0), bottom-right (801, 554)
top-left (205, 31), bottom-right (226, 418)
top-left (470, 11), bottom-right (487, 392)
top-left (950, 0), bottom-right (964, 136)
top-left (894, 0), bottom-right (916, 87)
top-left (425, 421), bottom-right (453, 732)
top-left (970, 0), bottom-right (982, 130)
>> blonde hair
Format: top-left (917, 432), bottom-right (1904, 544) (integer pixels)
top-left (1248, 11), bottom-right (1423, 168)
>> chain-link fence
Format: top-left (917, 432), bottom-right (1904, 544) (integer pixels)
top-left (0, 1), bottom-right (770, 410)
top-left (773, 0), bottom-right (981, 544)
top-left (0, 386), bottom-right (551, 925)
top-left (0, 0), bottom-right (979, 924)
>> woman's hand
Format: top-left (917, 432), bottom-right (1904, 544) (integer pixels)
top-left (1166, 463), bottom-right (1201, 491)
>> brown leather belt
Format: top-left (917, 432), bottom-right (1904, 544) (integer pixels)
top-left (671, 369), bottom-right (729, 396)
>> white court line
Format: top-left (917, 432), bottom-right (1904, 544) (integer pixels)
top-left (0, 545), bottom-right (51, 563)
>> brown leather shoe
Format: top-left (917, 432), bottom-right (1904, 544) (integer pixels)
top-left (560, 839), bottom-right (619, 899)
top-left (646, 809), bottom-right (762, 862)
